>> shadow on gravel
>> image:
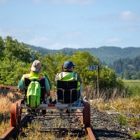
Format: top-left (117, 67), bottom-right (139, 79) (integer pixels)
top-left (92, 129), bottom-right (133, 140)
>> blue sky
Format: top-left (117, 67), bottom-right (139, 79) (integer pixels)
top-left (0, 0), bottom-right (140, 50)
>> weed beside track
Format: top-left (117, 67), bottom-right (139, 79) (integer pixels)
top-left (0, 87), bottom-right (139, 140)
top-left (17, 110), bottom-right (88, 140)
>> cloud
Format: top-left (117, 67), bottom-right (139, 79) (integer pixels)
top-left (31, 0), bottom-right (41, 2)
top-left (119, 11), bottom-right (140, 21)
top-left (0, 28), bottom-right (30, 39)
top-left (55, 0), bottom-right (94, 4)
top-left (47, 42), bottom-right (81, 50)
top-left (115, 26), bottom-right (139, 32)
top-left (106, 37), bottom-right (122, 43)
top-left (0, 28), bottom-right (8, 37)
top-left (89, 11), bottom-right (140, 22)
top-left (61, 31), bottom-right (83, 40)
top-left (0, 0), bottom-right (6, 3)
top-left (31, 0), bottom-right (95, 4)
top-left (119, 11), bottom-right (135, 20)
top-left (27, 37), bottom-right (51, 47)
top-left (35, 23), bottom-right (55, 29)
top-left (88, 14), bottom-right (117, 22)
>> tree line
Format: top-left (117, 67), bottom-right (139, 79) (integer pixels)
top-left (110, 56), bottom-right (140, 79)
top-left (0, 36), bottom-right (126, 99)
top-left (27, 43), bottom-right (140, 80)
top-left (28, 45), bottom-right (140, 64)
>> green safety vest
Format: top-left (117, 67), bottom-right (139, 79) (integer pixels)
top-left (22, 72), bottom-right (44, 81)
top-left (57, 72), bottom-right (81, 90)
top-left (22, 72), bottom-right (44, 108)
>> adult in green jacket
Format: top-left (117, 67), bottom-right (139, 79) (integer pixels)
top-left (55, 60), bottom-right (82, 108)
top-left (18, 60), bottom-right (51, 99)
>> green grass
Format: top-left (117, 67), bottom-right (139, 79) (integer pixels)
top-left (122, 80), bottom-right (140, 97)
top-left (117, 115), bottom-right (127, 126)
top-left (132, 131), bottom-right (140, 139)
top-left (123, 80), bottom-right (140, 87)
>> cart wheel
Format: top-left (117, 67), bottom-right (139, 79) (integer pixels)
top-left (83, 102), bottom-right (90, 127)
top-left (17, 100), bottom-right (22, 123)
top-left (10, 103), bottom-right (18, 127)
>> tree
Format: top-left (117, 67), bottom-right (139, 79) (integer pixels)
top-left (4, 36), bottom-right (41, 63)
top-left (99, 66), bottom-right (117, 89)
top-left (124, 70), bottom-right (131, 79)
top-left (136, 72), bottom-right (140, 79)
top-left (0, 58), bottom-right (30, 85)
top-left (41, 52), bottom-right (67, 86)
top-left (0, 36), bottom-right (5, 59)
top-left (71, 52), bottom-right (100, 86)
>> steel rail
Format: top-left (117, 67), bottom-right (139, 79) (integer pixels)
top-left (86, 127), bottom-right (96, 140)
top-left (0, 86), bottom-right (95, 139)
top-left (1, 110), bottom-right (96, 140)
top-left (76, 109), bottom-right (96, 140)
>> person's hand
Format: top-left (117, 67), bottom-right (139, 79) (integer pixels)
top-left (44, 93), bottom-right (50, 99)
top-left (44, 94), bottom-right (50, 104)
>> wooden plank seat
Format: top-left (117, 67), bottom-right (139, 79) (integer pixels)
top-left (56, 80), bottom-right (80, 103)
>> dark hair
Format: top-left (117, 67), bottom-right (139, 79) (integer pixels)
top-left (61, 64), bottom-right (64, 72)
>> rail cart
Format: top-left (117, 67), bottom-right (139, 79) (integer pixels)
top-left (10, 79), bottom-right (90, 128)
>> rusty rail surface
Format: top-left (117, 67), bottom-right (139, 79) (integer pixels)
top-left (77, 109), bottom-right (96, 140)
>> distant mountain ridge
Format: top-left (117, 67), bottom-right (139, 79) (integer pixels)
top-left (28, 45), bottom-right (140, 64)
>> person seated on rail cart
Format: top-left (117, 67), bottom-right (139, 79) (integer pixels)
top-left (18, 60), bottom-right (51, 102)
top-left (55, 60), bottom-right (83, 110)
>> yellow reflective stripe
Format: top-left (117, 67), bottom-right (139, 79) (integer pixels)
top-left (57, 72), bottom-right (80, 90)
top-left (22, 73), bottom-right (44, 80)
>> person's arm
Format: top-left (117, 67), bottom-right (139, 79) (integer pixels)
top-left (18, 77), bottom-right (25, 93)
top-left (44, 90), bottom-right (50, 99)
top-left (77, 73), bottom-right (82, 93)
top-left (77, 73), bottom-right (82, 84)
top-left (44, 77), bottom-right (51, 98)
top-left (54, 73), bottom-right (59, 81)
top-left (54, 73), bottom-right (60, 87)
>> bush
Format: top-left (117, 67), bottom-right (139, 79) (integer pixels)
top-left (117, 115), bottom-right (127, 126)
top-left (132, 131), bottom-right (140, 139)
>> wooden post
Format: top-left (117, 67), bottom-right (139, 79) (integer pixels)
top-left (88, 65), bottom-right (100, 98)
top-left (97, 65), bottom-right (99, 97)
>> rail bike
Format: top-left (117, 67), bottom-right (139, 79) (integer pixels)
top-left (10, 79), bottom-right (91, 128)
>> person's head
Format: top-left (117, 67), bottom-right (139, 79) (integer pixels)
top-left (62, 60), bottom-right (76, 72)
top-left (31, 60), bottom-right (42, 73)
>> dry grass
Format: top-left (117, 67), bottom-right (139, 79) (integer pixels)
top-left (0, 91), bottom-right (22, 113)
top-left (112, 97), bottom-right (140, 115)
top-left (82, 87), bottom-right (127, 101)
top-left (92, 97), bottom-right (140, 134)
top-left (0, 94), bottom-right (12, 135)
top-left (50, 90), bottom-right (57, 102)
top-left (92, 97), bottom-right (140, 116)
top-left (0, 90), bottom-right (88, 139)
top-left (0, 121), bottom-right (10, 136)
top-left (0, 90), bottom-right (22, 136)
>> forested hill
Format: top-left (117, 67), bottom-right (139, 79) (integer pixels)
top-left (28, 45), bottom-right (140, 64)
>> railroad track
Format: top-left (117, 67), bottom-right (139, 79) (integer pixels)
top-left (0, 86), bottom-right (135, 140)
top-left (0, 85), bottom-right (96, 140)
top-left (0, 108), bottom-right (95, 140)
